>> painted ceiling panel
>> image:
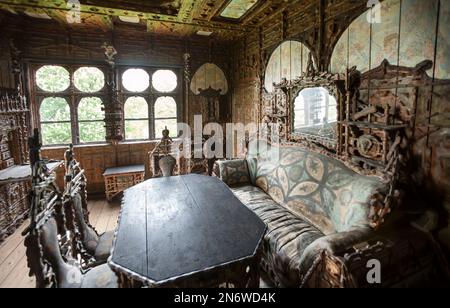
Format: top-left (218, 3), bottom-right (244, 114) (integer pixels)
top-left (220, 0), bottom-right (259, 19)
top-left (0, 0), bottom-right (292, 40)
top-left (82, 0), bottom-right (182, 15)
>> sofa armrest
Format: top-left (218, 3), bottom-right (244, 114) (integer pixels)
top-left (299, 228), bottom-right (373, 285)
top-left (214, 159), bottom-right (251, 187)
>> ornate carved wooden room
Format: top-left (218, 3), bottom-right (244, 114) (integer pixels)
top-left (0, 0), bottom-right (449, 288)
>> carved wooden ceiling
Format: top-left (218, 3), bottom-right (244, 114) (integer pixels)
top-left (0, 0), bottom-right (298, 40)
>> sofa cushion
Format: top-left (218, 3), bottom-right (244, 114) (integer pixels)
top-left (216, 159), bottom-right (250, 187)
top-left (246, 140), bottom-right (389, 234)
top-left (231, 185), bottom-right (324, 287)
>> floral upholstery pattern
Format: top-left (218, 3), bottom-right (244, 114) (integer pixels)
top-left (218, 140), bottom-right (391, 287)
top-left (246, 140), bottom-right (389, 234)
top-left (215, 159), bottom-right (250, 187)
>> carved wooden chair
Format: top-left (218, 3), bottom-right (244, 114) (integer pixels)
top-left (23, 130), bottom-right (118, 288)
top-left (63, 144), bottom-right (114, 267)
top-left (147, 127), bottom-right (181, 178)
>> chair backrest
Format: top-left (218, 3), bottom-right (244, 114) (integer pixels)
top-left (246, 139), bottom-right (389, 234)
top-left (148, 130), bottom-right (183, 178)
top-left (63, 145), bottom-right (99, 265)
top-left (69, 193), bottom-right (100, 255)
top-left (24, 131), bottom-right (82, 288)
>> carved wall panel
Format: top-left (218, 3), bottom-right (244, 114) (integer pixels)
top-left (0, 89), bottom-right (31, 243)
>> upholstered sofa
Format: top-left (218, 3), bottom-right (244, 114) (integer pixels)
top-left (215, 140), bottom-right (398, 287)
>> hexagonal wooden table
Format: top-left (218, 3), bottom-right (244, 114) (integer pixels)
top-left (109, 174), bottom-right (266, 288)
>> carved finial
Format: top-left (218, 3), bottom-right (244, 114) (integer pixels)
top-left (306, 52), bottom-right (316, 77)
top-left (64, 144), bottom-right (74, 172)
top-left (162, 126), bottom-right (172, 142)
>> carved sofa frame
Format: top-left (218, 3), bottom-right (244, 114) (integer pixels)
top-left (215, 60), bottom-right (449, 287)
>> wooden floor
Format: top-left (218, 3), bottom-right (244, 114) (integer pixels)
top-left (0, 198), bottom-right (274, 288)
top-left (0, 199), bottom-right (121, 288)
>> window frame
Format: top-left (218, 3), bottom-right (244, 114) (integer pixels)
top-left (154, 96), bottom-right (178, 139)
top-left (77, 97), bottom-right (107, 144)
top-left (38, 96), bottom-right (73, 146)
top-left (119, 65), bottom-right (182, 141)
top-left (30, 62), bottom-right (183, 146)
top-left (31, 63), bottom-right (108, 146)
top-left (124, 96), bottom-right (150, 141)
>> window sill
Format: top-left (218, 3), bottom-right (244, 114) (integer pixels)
top-left (41, 138), bottom-right (187, 151)
top-left (41, 140), bottom-right (159, 151)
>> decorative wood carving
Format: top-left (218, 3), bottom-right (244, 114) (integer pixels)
top-left (262, 60), bottom-right (345, 150)
top-left (23, 129), bottom-right (63, 288)
top-left (302, 227), bottom-right (449, 288)
top-left (147, 127), bottom-right (182, 179)
top-left (260, 60), bottom-right (436, 229)
top-left (102, 43), bottom-right (123, 145)
top-left (0, 88), bottom-right (30, 243)
top-left (198, 87), bottom-right (223, 124)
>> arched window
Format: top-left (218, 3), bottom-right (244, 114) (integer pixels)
top-left (78, 97), bottom-right (105, 143)
top-left (264, 41), bottom-right (313, 92)
top-left (122, 68), bottom-right (180, 140)
top-left (35, 64), bottom-right (106, 145)
top-left (124, 97), bottom-right (149, 140)
top-left (39, 97), bottom-right (72, 145)
top-left (154, 97), bottom-right (177, 138)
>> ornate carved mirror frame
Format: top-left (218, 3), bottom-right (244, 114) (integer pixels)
top-left (288, 73), bottom-right (344, 149)
top-left (266, 71), bottom-right (345, 151)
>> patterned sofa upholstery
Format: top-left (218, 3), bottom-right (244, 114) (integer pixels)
top-left (215, 140), bottom-right (391, 287)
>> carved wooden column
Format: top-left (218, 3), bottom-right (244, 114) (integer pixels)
top-left (102, 43), bottom-right (123, 144)
top-left (183, 52), bottom-right (191, 125)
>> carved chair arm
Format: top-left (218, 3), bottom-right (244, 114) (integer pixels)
top-left (214, 159), bottom-right (251, 187)
top-left (299, 227), bottom-right (374, 287)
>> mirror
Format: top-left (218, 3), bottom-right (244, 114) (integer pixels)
top-left (293, 87), bottom-right (337, 140)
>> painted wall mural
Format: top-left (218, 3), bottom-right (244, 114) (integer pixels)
top-left (264, 40), bottom-right (312, 93)
top-left (190, 63), bottom-right (229, 95)
top-left (331, 0), bottom-right (449, 80)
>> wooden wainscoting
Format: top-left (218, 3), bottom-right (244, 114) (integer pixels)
top-left (42, 142), bottom-right (157, 195)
